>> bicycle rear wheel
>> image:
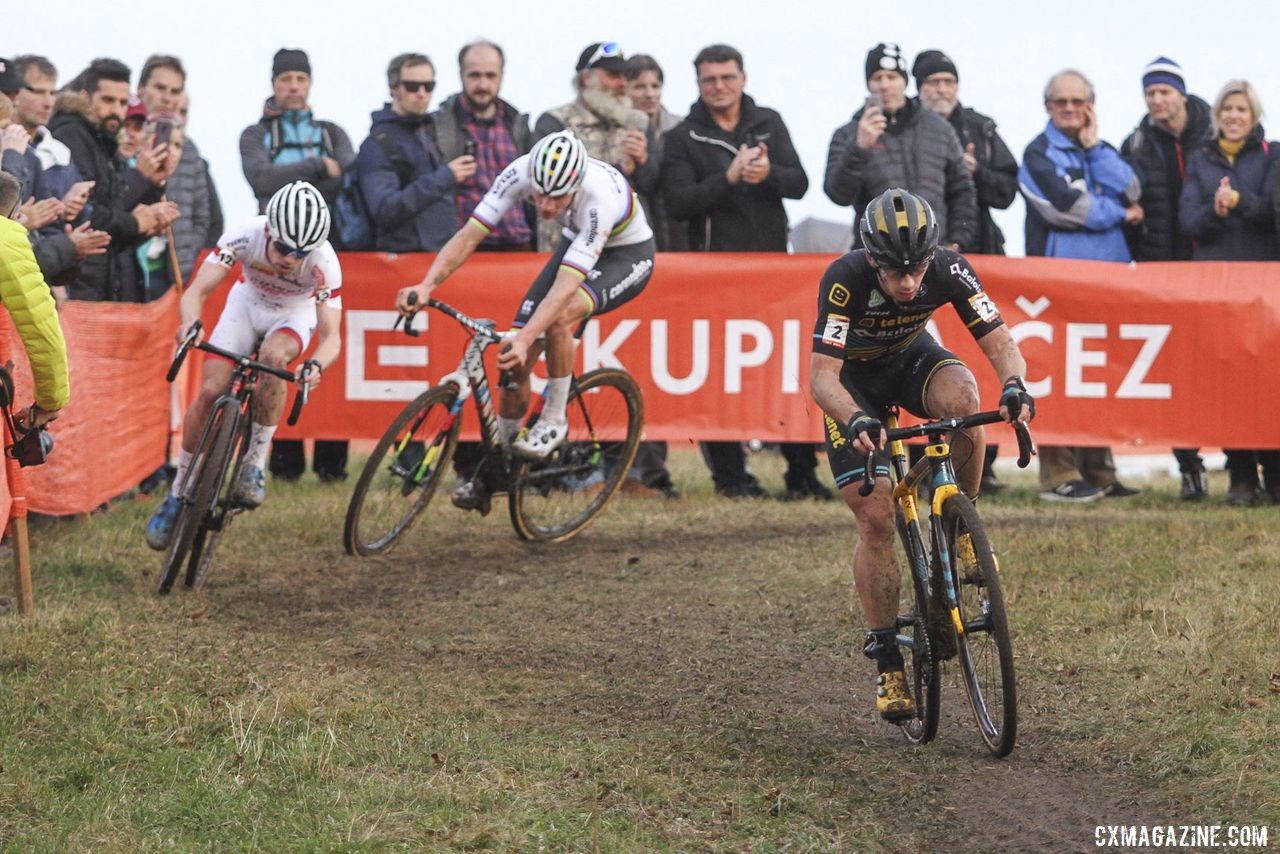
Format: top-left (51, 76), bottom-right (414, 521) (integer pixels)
top-left (343, 385), bottom-right (461, 556)
top-left (895, 508), bottom-right (941, 744)
top-left (158, 403), bottom-right (237, 595)
top-left (509, 368), bottom-right (643, 543)
top-left (186, 415), bottom-right (251, 590)
top-left (941, 495), bottom-right (1017, 757)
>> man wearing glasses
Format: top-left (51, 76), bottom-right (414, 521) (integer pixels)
top-left (1019, 69), bottom-right (1142, 503)
top-left (239, 47), bottom-right (355, 484)
top-left (146, 181), bottom-right (343, 549)
top-left (660, 43), bottom-right (820, 501)
top-left (355, 53), bottom-right (476, 253)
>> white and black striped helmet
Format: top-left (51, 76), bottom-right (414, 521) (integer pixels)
top-left (529, 131), bottom-right (587, 197)
top-left (266, 181), bottom-right (331, 253)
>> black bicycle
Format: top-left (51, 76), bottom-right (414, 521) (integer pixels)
top-left (156, 321), bottom-right (314, 594)
top-left (343, 297), bottom-right (644, 556)
top-left (859, 409), bottom-right (1035, 757)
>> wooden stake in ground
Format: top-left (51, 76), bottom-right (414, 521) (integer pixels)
top-left (9, 515), bottom-right (33, 615)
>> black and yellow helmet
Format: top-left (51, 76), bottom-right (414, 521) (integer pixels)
top-left (859, 188), bottom-right (939, 269)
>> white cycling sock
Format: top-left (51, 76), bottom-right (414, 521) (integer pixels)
top-left (498, 416), bottom-right (523, 443)
top-left (540, 376), bottom-right (572, 424)
top-left (169, 449), bottom-right (194, 498)
top-left (246, 423), bottom-right (277, 469)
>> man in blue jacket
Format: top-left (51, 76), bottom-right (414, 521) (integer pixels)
top-left (1019, 69), bottom-right (1142, 503)
top-left (356, 53), bottom-right (477, 252)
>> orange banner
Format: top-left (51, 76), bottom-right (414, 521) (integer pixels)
top-left (6, 292), bottom-right (174, 516)
top-left (192, 252), bottom-right (1280, 449)
top-left (8, 254), bottom-right (1280, 516)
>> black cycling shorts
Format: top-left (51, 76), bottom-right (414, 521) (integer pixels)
top-left (824, 333), bottom-right (967, 489)
top-left (513, 237), bottom-right (655, 335)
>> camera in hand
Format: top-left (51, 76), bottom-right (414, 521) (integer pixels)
top-left (9, 426), bottom-right (53, 468)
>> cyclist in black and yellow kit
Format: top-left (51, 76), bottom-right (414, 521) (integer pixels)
top-left (809, 188), bottom-right (1035, 721)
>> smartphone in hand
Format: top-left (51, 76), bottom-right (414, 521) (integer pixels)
top-left (152, 117), bottom-right (174, 150)
top-left (463, 138), bottom-right (477, 157)
top-left (864, 93), bottom-right (883, 112)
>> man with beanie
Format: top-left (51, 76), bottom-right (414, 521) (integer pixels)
top-left (824, 43), bottom-right (977, 251)
top-left (1120, 57), bottom-right (1213, 500)
top-left (239, 47), bottom-right (355, 483)
top-left (912, 48), bottom-right (1020, 495)
top-left (533, 42), bottom-right (658, 252)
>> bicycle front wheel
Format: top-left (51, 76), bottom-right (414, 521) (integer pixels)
top-left (941, 495), bottom-right (1017, 757)
top-left (896, 508), bottom-right (941, 744)
top-left (186, 415), bottom-right (251, 590)
top-left (158, 403), bottom-right (237, 595)
top-left (343, 385), bottom-right (461, 556)
top-left (509, 368), bottom-right (643, 542)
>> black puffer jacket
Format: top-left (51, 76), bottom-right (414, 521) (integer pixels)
top-left (944, 103), bottom-right (1018, 254)
top-left (1178, 124), bottom-right (1278, 261)
top-left (48, 92), bottom-right (160, 301)
top-left (1120, 95), bottom-right (1213, 261)
top-left (661, 95), bottom-right (808, 251)
top-left (824, 97), bottom-right (977, 249)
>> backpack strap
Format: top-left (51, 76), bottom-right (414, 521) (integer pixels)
top-left (318, 122), bottom-right (336, 158)
top-left (268, 117), bottom-right (283, 161)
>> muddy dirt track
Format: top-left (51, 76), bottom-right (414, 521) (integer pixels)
top-left (179, 494), bottom-right (1192, 852)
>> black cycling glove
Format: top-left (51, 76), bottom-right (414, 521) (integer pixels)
top-left (848, 410), bottom-right (883, 447)
top-left (1000, 376), bottom-right (1035, 421)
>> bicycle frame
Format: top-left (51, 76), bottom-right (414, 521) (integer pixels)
top-left (395, 299), bottom-right (609, 489)
top-left (390, 303), bottom-right (512, 485)
top-left (886, 413), bottom-right (967, 642)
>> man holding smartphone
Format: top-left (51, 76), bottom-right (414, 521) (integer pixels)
top-left (430, 40), bottom-right (533, 251)
top-left (823, 42), bottom-right (977, 253)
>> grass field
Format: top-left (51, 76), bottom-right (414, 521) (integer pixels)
top-left (1, 447), bottom-right (1277, 851)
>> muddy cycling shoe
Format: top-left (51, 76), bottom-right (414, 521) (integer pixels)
top-left (511, 418), bottom-right (568, 460)
top-left (876, 670), bottom-right (917, 722)
top-left (451, 477), bottom-right (493, 516)
top-left (145, 494), bottom-right (183, 551)
top-left (230, 464), bottom-right (267, 508)
top-left (451, 462), bottom-right (511, 515)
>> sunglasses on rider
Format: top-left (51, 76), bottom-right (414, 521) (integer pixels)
top-left (273, 239), bottom-right (311, 259)
top-left (399, 80), bottom-right (436, 93)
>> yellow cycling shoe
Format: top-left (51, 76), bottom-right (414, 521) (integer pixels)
top-left (876, 670), bottom-right (916, 722)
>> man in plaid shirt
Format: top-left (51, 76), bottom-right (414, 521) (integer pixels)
top-left (430, 40), bottom-right (534, 250)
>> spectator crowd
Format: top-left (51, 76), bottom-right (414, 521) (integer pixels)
top-left (1, 38), bottom-right (1277, 508)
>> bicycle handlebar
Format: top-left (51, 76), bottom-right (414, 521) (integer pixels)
top-left (164, 319), bottom-right (311, 423)
top-left (167, 320), bottom-right (202, 382)
top-left (288, 360), bottom-right (319, 426)
top-left (856, 410), bottom-right (1037, 497)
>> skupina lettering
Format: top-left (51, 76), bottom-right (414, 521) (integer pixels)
top-left (1095, 824), bottom-right (1270, 848)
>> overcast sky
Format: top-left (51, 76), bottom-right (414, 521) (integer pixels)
top-left (24, 0), bottom-right (1280, 255)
